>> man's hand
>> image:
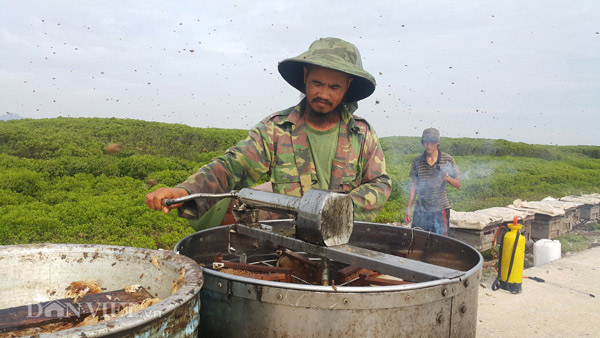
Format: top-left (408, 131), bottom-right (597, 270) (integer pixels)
top-left (404, 207), bottom-right (412, 224)
top-left (443, 172), bottom-right (461, 189)
top-left (145, 187), bottom-right (189, 214)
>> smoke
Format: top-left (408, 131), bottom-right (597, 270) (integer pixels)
top-left (459, 162), bottom-right (499, 181)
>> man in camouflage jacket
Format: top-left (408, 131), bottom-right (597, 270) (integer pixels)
top-left (146, 37), bottom-right (391, 222)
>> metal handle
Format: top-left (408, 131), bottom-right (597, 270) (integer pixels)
top-left (163, 191), bottom-right (239, 206)
top-left (162, 187), bottom-right (354, 246)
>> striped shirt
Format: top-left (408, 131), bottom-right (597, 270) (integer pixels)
top-left (409, 151), bottom-right (460, 211)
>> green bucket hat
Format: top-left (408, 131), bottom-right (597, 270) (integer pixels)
top-left (278, 37), bottom-right (376, 102)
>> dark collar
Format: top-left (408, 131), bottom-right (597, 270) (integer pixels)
top-left (420, 150), bottom-right (442, 166)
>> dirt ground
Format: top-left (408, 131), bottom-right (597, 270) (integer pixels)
top-left (476, 221), bottom-right (600, 337)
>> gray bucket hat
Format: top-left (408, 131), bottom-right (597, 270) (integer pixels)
top-left (278, 37), bottom-right (376, 102)
top-left (422, 128), bottom-right (441, 142)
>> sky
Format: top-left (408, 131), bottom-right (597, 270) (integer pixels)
top-left (1, 0), bottom-right (599, 146)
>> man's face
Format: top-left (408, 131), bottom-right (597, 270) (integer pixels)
top-left (423, 141), bottom-right (440, 154)
top-left (303, 65), bottom-right (353, 115)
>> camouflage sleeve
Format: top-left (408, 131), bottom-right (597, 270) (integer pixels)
top-left (175, 123), bottom-right (273, 220)
top-left (349, 127), bottom-right (392, 222)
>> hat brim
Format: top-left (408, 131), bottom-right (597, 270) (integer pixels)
top-left (422, 138), bottom-right (441, 143)
top-left (278, 60), bottom-right (376, 102)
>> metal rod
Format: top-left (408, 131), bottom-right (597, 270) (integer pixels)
top-left (236, 188), bottom-right (301, 215)
top-left (339, 277), bottom-right (361, 286)
top-left (250, 259), bottom-right (278, 267)
top-left (163, 192), bottom-right (238, 206)
top-left (163, 188), bottom-right (300, 215)
top-left (233, 224), bottom-right (464, 282)
top-left (291, 275), bottom-right (312, 285)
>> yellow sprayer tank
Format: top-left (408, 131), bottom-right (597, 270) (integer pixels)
top-left (493, 217), bottom-right (525, 293)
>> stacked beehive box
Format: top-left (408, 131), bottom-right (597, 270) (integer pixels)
top-left (421, 193), bottom-right (599, 252)
top-left (540, 197), bottom-right (582, 230)
top-left (560, 194), bottom-right (600, 221)
top-left (475, 207), bottom-right (535, 242)
top-left (507, 199), bottom-right (569, 239)
top-left (448, 211), bottom-right (503, 251)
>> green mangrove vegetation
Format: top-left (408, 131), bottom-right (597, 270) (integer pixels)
top-left (1, 117), bottom-right (598, 249)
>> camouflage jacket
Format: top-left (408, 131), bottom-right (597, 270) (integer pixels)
top-left (177, 100), bottom-right (391, 222)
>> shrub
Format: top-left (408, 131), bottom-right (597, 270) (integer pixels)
top-left (1, 117), bottom-right (598, 247)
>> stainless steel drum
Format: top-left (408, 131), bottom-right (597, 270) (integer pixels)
top-left (0, 244), bottom-right (203, 337)
top-left (175, 220), bottom-right (483, 338)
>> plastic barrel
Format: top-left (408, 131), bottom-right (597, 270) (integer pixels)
top-left (533, 239), bottom-right (562, 266)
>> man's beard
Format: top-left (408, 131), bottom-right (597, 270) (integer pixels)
top-left (300, 95), bottom-right (342, 118)
top-left (308, 96), bottom-right (337, 115)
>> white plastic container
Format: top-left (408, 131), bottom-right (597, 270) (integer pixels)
top-left (533, 239), bottom-right (562, 266)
